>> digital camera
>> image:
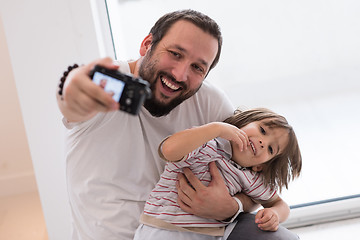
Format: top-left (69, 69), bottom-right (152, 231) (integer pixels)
top-left (90, 65), bottom-right (151, 115)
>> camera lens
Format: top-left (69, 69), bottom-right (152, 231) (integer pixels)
top-left (125, 98), bottom-right (132, 105)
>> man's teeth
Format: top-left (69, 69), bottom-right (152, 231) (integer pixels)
top-left (250, 141), bottom-right (256, 155)
top-left (161, 77), bottom-right (180, 91)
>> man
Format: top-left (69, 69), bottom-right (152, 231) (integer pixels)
top-left (57, 9), bottom-right (298, 240)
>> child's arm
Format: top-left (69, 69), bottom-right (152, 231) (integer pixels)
top-left (161, 122), bottom-right (249, 162)
top-left (255, 196), bottom-right (290, 231)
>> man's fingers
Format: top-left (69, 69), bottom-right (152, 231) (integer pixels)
top-left (177, 196), bottom-right (193, 214)
top-left (182, 167), bottom-right (205, 190)
top-left (85, 81), bottom-right (119, 111)
top-left (75, 90), bottom-right (114, 113)
top-left (208, 162), bottom-right (223, 185)
top-left (176, 180), bottom-right (193, 206)
top-left (67, 62), bottom-right (119, 111)
top-left (177, 172), bottom-right (196, 197)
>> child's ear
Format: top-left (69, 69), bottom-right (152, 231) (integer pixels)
top-left (252, 164), bottom-right (263, 172)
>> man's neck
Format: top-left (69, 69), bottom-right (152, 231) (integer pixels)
top-left (128, 59), bottom-right (140, 76)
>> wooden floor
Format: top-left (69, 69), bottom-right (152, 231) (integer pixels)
top-left (0, 191), bottom-right (48, 240)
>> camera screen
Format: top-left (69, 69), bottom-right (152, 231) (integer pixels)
top-left (92, 71), bottom-right (125, 102)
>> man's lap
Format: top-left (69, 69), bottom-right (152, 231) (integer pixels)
top-left (227, 213), bottom-right (299, 240)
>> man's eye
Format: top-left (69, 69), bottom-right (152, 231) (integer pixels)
top-left (192, 64), bottom-right (204, 73)
top-left (169, 50), bottom-right (180, 58)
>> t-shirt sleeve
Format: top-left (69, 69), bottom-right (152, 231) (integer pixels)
top-left (241, 172), bottom-right (278, 204)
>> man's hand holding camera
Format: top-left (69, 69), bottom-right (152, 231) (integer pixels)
top-left (57, 58), bottom-right (120, 122)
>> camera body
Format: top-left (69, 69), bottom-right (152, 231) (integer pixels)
top-left (90, 65), bottom-right (151, 115)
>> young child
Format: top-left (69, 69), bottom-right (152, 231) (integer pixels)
top-left (134, 108), bottom-right (302, 240)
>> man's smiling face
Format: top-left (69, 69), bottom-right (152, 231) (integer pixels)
top-left (138, 20), bottom-right (219, 116)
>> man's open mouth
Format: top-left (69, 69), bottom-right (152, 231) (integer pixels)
top-left (160, 75), bottom-right (182, 92)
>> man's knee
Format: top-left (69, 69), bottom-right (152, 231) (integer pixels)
top-left (227, 213), bottom-right (299, 240)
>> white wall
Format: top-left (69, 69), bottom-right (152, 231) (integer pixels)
top-left (0, 16), bottom-right (36, 197)
top-left (0, 0), bottom-right (103, 239)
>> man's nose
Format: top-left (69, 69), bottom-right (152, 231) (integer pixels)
top-left (172, 62), bottom-right (190, 82)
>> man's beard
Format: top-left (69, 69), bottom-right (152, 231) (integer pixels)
top-left (138, 53), bottom-right (201, 117)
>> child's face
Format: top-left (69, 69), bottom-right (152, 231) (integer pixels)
top-left (230, 119), bottom-right (289, 172)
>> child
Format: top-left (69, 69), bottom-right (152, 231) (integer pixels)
top-left (134, 108), bottom-right (302, 240)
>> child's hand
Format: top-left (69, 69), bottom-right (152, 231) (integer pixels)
top-left (255, 208), bottom-right (280, 231)
top-left (216, 122), bottom-right (249, 151)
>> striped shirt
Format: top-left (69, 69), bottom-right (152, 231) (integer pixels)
top-left (143, 138), bottom-right (278, 228)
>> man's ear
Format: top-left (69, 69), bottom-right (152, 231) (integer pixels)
top-left (139, 34), bottom-right (153, 56)
top-left (252, 164), bottom-right (264, 172)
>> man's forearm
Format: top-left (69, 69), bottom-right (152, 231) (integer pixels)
top-left (234, 192), bottom-right (260, 213)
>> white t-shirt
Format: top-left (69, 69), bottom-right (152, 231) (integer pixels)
top-left (63, 61), bottom-right (234, 240)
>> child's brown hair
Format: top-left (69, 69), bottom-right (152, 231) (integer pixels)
top-left (223, 108), bottom-right (302, 192)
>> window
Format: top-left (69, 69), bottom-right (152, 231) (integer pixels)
top-left (102, 0), bottom-right (360, 217)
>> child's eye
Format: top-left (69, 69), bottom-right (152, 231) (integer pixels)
top-left (268, 146), bottom-right (274, 155)
top-left (260, 126), bottom-right (266, 134)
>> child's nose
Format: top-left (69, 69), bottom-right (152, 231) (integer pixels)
top-left (260, 140), bottom-right (264, 148)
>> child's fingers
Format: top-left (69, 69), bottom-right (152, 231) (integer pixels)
top-left (257, 217), bottom-right (279, 231)
top-left (255, 209), bottom-right (280, 231)
top-left (237, 129), bottom-right (249, 150)
top-left (255, 209), bottom-right (265, 223)
top-left (232, 129), bottom-right (249, 151)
